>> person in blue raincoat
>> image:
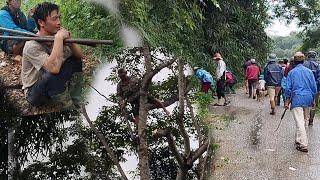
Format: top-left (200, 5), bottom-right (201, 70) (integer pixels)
top-left (0, 0), bottom-right (36, 59)
top-left (284, 52), bottom-right (317, 153)
top-left (194, 67), bottom-right (215, 94)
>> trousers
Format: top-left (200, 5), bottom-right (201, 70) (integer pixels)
top-left (292, 107), bottom-right (310, 147)
top-left (27, 56), bottom-right (82, 107)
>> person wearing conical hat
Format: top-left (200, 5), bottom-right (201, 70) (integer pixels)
top-left (284, 52), bottom-right (317, 153)
top-left (213, 52), bottom-right (229, 106)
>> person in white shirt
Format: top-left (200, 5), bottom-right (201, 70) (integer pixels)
top-left (213, 52), bottom-right (229, 106)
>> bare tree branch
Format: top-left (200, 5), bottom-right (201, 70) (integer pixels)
top-left (141, 57), bottom-right (176, 89)
top-left (152, 129), bottom-right (185, 167)
top-left (187, 139), bottom-right (209, 165)
top-left (148, 80), bottom-right (192, 110)
top-left (80, 106), bottom-right (128, 180)
top-left (186, 98), bottom-right (204, 145)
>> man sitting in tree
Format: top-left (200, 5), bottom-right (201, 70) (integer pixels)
top-left (21, 2), bottom-right (83, 109)
top-left (117, 68), bottom-right (171, 124)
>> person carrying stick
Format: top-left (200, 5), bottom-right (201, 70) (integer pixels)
top-left (21, 2), bottom-right (84, 109)
top-left (284, 52), bottom-right (317, 153)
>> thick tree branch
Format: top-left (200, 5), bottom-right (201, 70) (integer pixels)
top-left (80, 106), bottom-right (128, 180)
top-left (141, 58), bottom-right (176, 89)
top-left (148, 80), bottom-right (192, 110)
top-left (152, 129), bottom-right (185, 167)
top-left (177, 59), bottom-right (191, 156)
top-left (188, 139), bottom-right (209, 165)
top-left (186, 98), bottom-right (204, 145)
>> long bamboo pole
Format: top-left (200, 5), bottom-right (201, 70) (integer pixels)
top-left (0, 27), bottom-right (37, 37)
top-left (0, 27), bottom-right (113, 46)
top-left (0, 36), bottom-right (113, 46)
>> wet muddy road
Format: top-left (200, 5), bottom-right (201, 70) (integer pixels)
top-left (209, 89), bottom-right (320, 180)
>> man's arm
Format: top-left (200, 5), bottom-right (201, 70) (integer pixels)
top-left (69, 43), bottom-right (83, 59)
top-left (284, 74), bottom-right (292, 109)
top-left (42, 29), bottom-right (70, 74)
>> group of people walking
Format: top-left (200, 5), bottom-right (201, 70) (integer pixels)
top-left (243, 51), bottom-right (319, 153)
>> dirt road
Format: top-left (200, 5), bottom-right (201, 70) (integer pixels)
top-left (209, 89), bottom-right (320, 180)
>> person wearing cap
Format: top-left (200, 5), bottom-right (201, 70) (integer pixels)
top-left (242, 57), bottom-right (252, 94)
top-left (277, 59), bottom-right (287, 106)
top-left (264, 53), bottom-right (284, 115)
top-left (284, 52), bottom-right (317, 153)
top-left (303, 50), bottom-right (320, 126)
top-left (213, 52), bottom-right (229, 106)
top-left (0, 0), bottom-right (36, 61)
top-left (246, 58), bottom-right (260, 99)
top-left (194, 67), bottom-right (215, 94)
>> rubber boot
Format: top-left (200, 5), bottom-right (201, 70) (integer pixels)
top-left (69, 72), bottom-right (84, 106)
top-left (309, 108), bottom-right (316, 126)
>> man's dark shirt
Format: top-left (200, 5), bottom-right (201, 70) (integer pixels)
top-left (117, 77), bottom-right (141, 103)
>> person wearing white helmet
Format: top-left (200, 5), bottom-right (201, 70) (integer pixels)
top-left (285, 52), bottom-right (317, 153)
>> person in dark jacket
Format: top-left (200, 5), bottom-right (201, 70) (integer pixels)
top-left (303, 50), bottom-right (320, 126)
top-left (264, 54), bottom-right (284, 115)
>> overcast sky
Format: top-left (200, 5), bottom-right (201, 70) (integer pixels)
top-left (265, 19), bottom-right (302, 37)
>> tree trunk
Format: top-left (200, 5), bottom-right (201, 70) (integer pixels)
top-left (186, 98), bottom-right (204, 176)
top-left (176, 168), bottom-right (188, 180)
top-left (8, 126), bottom-right (19, 180)
top-left (177, 59), bottom-right (190, 155)
top-left (137, 46), bottom-right (153, 180)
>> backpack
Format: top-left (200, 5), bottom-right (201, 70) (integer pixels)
top-left (225, 71), bottom-right (237, 84)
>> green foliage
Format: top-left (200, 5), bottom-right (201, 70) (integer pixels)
top-left (194, 92), bottom-right (214, 120)
top-left (271, 33), bottom-right (302, 58)
top-left (273, 0), bottom-right (320, 54)
top-left (300, 28), bottom-right (320, 52)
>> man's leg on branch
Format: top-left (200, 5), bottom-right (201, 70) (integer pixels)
top-left (152, 97), bottom-right (171, 116)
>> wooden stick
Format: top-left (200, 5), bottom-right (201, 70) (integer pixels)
top-left (0, 35), bottom-right (113, 46)
top-left (0, 27), bottom-right (37, 37)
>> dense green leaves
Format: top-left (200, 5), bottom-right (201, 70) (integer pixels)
top-left (271, 33), bottom-right (302, 58)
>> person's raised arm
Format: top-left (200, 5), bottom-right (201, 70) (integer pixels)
top-left (69, 43), bottom-right (83, 59)
top-left (42, 28), bottom-right (70, 74)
